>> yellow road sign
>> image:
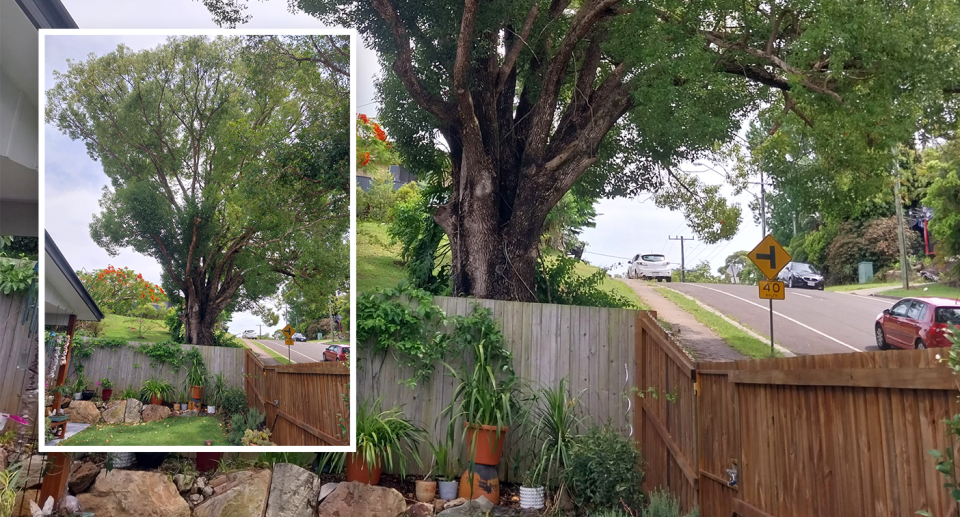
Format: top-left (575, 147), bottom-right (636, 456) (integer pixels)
top-left (281, 324), bottom-right (295, 339)
top-left (759, 280), bottom-right (785, 300)
top-left (748, 234), bottom-right (792, 280)
top-left (284, 337), bottom-right (294, 346)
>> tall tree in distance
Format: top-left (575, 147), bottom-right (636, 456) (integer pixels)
top-left (47, 36), bottom-right (350, 345)
top-left (287, 0), bottom-right (959, 301)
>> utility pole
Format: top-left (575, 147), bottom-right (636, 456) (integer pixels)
top-left (759, 169), bottom-right (774, 356)
top-left (892, 145), bottom-right (910, 291)
top-left (669, 236), bottom-right (695, 282)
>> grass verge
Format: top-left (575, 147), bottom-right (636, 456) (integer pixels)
top-left (826, 282), bottom-right (901, 292)
top-left (879, 283), bottom-right (960, 299)
top-left (59, 416), bottom-right (229, 446)
top-left (655, 287), bottom-right (781, 359)
top-left (357, 221), bottom-right (407, 293)
top-left (99, 314), bottom-right (170, 342)
top-left (242, 339), bottom-right (294, 365)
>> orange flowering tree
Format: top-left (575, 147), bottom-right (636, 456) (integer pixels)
top-left (77, 266), bottom-right (166, 316)
top-left (357, 113), bottom-right (397, 170)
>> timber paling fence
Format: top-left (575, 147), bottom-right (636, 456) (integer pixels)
top-left (244, 349), bottom-right (350, 446)
top-left (0, 292), bottom-right (36, 430)
top-left (64, 342), bottom-right (246, 395)
top-left (358, 296), bottom-right (639, 482)
top-left (636, 309), bottom-right (960, 517)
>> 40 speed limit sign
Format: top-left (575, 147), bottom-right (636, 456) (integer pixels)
top-left (758, 280), bottom-right (785, 300)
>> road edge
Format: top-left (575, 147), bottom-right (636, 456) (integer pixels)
top-left (661, 286), bottom-right (796, 358)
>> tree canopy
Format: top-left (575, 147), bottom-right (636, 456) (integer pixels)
top-left (47, 36), bottom-right (350, 344)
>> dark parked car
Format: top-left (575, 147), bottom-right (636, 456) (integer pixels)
top-left (777, 262), bottom-right (824, 290)
top-left (875, 297), bottom-right (960, 350)
top-left (292, 332), bottom-right (306, 342)
top-left (323, 344), bottom-right (350, 362)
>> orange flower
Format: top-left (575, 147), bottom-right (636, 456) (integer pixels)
top-left (372, 123), bottom-right (387, 141)
top-left (358, 114), bottom-right (369, 124)
top-left (359, 152), bottom-right (371, 167)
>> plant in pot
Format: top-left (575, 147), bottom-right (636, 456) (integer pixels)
top-left (518, 464), bottom-right (545, 510)
top-left (347, 397), bottom-right (424, 485)
top-left (532, 377), bottom-right (584, 506)
top-left (430, 438), bottom-right (461, 501)
top-left (70, 377), bottom-right (84, 400)
top-left (140, 377), bottom-right (173, 406)
top-left (185, 350), bottom-right (208, 410)
top-left (79, 374), bottom-right (95, 401)
top-left (206, 372), bottom-right (227, 414)
top-left (98, 377), bottom-right (114, 402)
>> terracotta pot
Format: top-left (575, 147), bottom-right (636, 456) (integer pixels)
top-left (464, 423), bottom-right (509, 466)
top-left (190, 386), bottom-right (203, 400)
top-left (415, 480), bottom-right (437, 503)
top-left (150, 394), bottom-right (162, 406)
top-left (345, 452), bottom-right (381, 485)
top-left (459, 464), bottom-right (500, 505)
top-left (101, 389), bottom-right (113, 402)
top-left (196, 452), bottom-right (223, 473)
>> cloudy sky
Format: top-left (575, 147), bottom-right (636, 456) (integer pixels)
top-left (48, 1), bottom-right (764, 328)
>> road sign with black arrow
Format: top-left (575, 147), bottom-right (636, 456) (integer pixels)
top-left (748, 234), bottom-right (791, 280)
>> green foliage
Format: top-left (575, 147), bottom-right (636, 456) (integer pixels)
top-left (824, 217), bottom-right (921, 284)
top-left (140, 377), bottom-right (174, 403)
top-left (718, 251), bottom-right (762, 285)
top-left (355, 398), bottom-right (425, 478)
top-left (119, 388), bottom-right (139, 400)
top-left (531, 377), bottom-right (585, 490)
top-left (537, 255), bottom-right (635, 308)
top-left (221, 387), bottom-right (249, 418)
top-left (206, 372), bottom-right (229, 408)
top-left (165, 305), bottom-right (185, 344)
top-left (227, 408), bottom-right (266, 445)
top-left (256, 452), bottom-right (315, 469)
top-left (672, 261), bottom-right (720, 284)
top-left (565, 427), bottom-right (646, 513)
top-left (923, 326), bottom-right (960, 510)
top-left (923, 140), bottom-right (960, 275)
top-left (241, 428), bottom-right (274, 446)
top-left (0, 236), bottom-right (38, 260)
top-left (644, 490), bottom-right (698, 517)
top-left (185, 348), bottom-right (209, 387)
top-left (98, 377), bottom-right (114, 390)
top-left (357, 168), bottom-right (398, 222)
top-left (428, 438), bottom-right (460, 482)
top-left (77, 266), bottom-right (165, 317)
top-left (388, 185), bottom-right (451, 294)
top-left (0, 256), bottom-right (37, 295)
top-left (0, 462), bottom-right (25, 517)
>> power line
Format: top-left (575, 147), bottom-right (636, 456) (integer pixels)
top-left (582, 250), bottom-right (633, 260)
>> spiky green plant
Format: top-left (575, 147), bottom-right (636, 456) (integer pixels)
top-left (355, 397), bottom-right (425, 477)
top-left (0, 462), bottom-right (24, 517)
top-left (532, 377), bottom-right (586, 490)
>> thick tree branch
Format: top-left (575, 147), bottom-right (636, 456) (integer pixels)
top-left (497, 4), bottom-right (539, 92)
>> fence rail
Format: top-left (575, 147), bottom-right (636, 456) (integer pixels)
top-left (64, 342), bottom-right (245, 396)
top-left (244, 349), bottom-right (349, 446)
top-left (636, 309), bottom-right (960, 516)
top-left (358, 296), bottom-right (638, 482)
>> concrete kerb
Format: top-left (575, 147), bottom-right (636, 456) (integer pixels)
top-left (661, 287), bottom-right (796, 358)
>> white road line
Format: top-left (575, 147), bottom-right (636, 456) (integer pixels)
top-left (686, 284), bottom-right (862, 352)
top-left (792, 292), bottom-right (812, 299)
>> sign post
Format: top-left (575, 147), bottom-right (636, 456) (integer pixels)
top-left (748, 235), bottom-right (791, 356)
top-left (281, 324), bottom-right (295, 362)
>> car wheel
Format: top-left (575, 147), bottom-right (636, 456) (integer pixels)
top-left (665, 277), bottom-right (672, 283)
top-left (657, 278), bottom-right (662, 282)
top-left (916, 339), bottom-right (927, 350)
top-left (818, 285), bottom-right (824, 291)
top-left (875, 325), bottom-right (890, 350)
top-left (787, 277), bottom-right (794, 288)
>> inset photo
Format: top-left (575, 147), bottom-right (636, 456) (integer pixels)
top-left (40, 31), bottom-right (354, 451)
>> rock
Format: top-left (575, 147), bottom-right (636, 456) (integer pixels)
top-left (65, 400), bottom-right (101, 424)
top-left (68, 461), bottom-right (101, 494)
top-left (100, 400), bottom-right (127, 424)
top-left (202, 486), bottom-right (214, 498)
top-left (317, 481), bottom-right (406, 517)
top-left (173, 473), bottom-right (195, 493)
top-left (123, 399), bottom-right (142, 423)
top-left (141, 404), bottom-right (170, 422)
top-left (266, 463), bottom-right (322, 517)
top-left (60, 494), bottom-right (81, 513)
top-left (437, 498), bottom-right (494, 517)
top-left (194, 469), bottom-right (272, 517)
top-left (16, 455), bottom-right (46, 490)
top-left (180, 410), bottom-right (199, 417)
top-left (317, 482), bottom-right (338, 503)
top-left (77, 469), bottom-right (191, 517)
top-left (197, 477), bottom-right (207, 489)
top-left (14, 489), bottom-right (39, 516)
top-left (434, 500), bottom-right (446, 513)
top-left (443, 498), bottom-right (467, 510)
top-left (407, 502), bottom-right (435, 516)
top-left (190, 494), bottom-right (203, 504)
top-left (204, 440), bottom-right (213, 446)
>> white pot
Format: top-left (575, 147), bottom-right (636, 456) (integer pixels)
top-left (109, 452), bottom-right (135, 469)
top-left (73, 393), bottom-right (82, 400)
top-left (180, 404), bottom-right (188, 410)
top-left (519, 486), bottom-right (545, 509)
top-left (0, 414), bottom-right (7, 430)
top-left (207, 406), bottom-right (216, 414)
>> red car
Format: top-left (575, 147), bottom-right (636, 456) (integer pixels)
top-left (875, 297), bottom-right (960, 350)
top-left (323, 345), bottom-right (350, 361)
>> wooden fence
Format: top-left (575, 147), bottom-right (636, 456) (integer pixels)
top-left (244, 349), bottom-right (350, 446)
top-left (358, 296), bottom-right (638, 481)
top-left (0, 292), bottom-right (35, 424)
top-left (636, 309), bottom-right (960, 516)
top-left (66, 342), bottom-right (246, 395)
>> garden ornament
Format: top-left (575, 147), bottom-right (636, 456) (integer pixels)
top-left (60, 495), bottom-right (81, 513)
top-left (29, 496), bottom-right (54, 517)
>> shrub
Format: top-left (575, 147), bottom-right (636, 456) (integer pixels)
top-left (241, 428), bottom-right (274, 446)
top-left (227, 408), bottom-right (266, 445)
top-left (565, 427), bottom-right (645, 513)
top-left (357, 168), bottom-right (397, 222)
top-left (221, 387), bottom-right (248, 418)
top-left (536, 255), bottom-right (635, 308)
top-left (644, 490), bottom-right (681, 517)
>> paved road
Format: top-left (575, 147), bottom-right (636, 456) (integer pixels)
top-left (664, 283), bottom-right (899, 355)
top-left (244, 338), bottom-right (330, 364)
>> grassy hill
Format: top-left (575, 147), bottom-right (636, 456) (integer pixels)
top-left (357, 220), bottom-right (645, 308)
top-left (97, 314), bottom-right (171, 342)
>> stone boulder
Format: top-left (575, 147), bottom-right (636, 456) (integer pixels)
top-left (65, 400), bottom-right (101, 424)
top-left (13, 489), bottom-right (39, 517)
top-left (194, 469), bottom-right (272, 517)
top-left (18, 454), bottom-right (45, 490)
top-left (317, 481), bottom-right (407, 517)
top-left (101, 400), bottom-right (127, 424)
top-left (173, 473), bottom-right (195, 493)
top-left (141, 404), bottom-right (170, 422)
top-left (266, 463), bottom-right (322, 517)
top-left (318, 482), bottom-right (338, 503)
top-left (124, 398), bottom-right (142, 423)
top-left (77, 469), bottom-right (190, 517)
top-left (436, 498), bottom-right (494, 517)
top-left (68, 461), bottom-right (101, 494)
top-left (180, 410), bottom-right (199, 417)
top-left (407, 502), bottom-right (435, 516)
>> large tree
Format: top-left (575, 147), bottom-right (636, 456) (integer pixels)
top-left (287, 0), bottom-right (960, 301)
top-left (47, 36), bottom-right (350, 345)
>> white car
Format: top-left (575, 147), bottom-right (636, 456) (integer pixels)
top-left (242, 330), bottom-right (257, 339)
top-left (627, 253), bottom-right (673, 282)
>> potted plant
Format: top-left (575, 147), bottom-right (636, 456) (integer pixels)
top-left (430, 439), bottom-right (461, 501)
top-left (206, 372), bottom-right (227, 414)
top-left (444, 339), bottom-right (519, 467)
top-left (186, 351), bottom-right (208, 409)
top-left (532, 377), bottom-right (583, 503)
top-left (518, 464), bottom-right (545, 510)
top-left (98, 378), bottom-right (114, 402)
top-left (70, 377), bottom-right (85, 400)
top-left (78, 374), bottom-right (95, 401)
top-left (175, 388), bottom-right (188, 411)
top-left (140, 377), bottom-right (173, 406)
top-left (346, 398), bottom-right (424, 485)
